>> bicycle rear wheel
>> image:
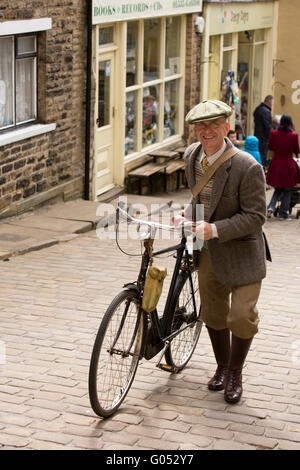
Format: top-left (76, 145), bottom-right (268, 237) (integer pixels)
top-left (89, 289), bottom-right (144, 418)
top-left (164, 269), bottom-right (202, 372)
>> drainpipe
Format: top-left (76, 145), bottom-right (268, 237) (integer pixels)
top-left (84, 0), bottom-right (93, 200)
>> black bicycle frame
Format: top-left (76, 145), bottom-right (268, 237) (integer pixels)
top-left (141, 235), bottom-right (189, 349)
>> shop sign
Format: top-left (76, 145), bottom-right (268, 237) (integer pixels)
top-left (92, 0), bottom-right (203, 24)
top-left (208, 2), bottom-right (274, 35)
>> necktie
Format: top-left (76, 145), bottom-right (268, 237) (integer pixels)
top-left (202, 156), bottom-right (209, 172)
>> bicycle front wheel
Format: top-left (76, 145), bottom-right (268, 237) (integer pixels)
top-left (164, 269), bottom-right (202, 372)
top-left (89, 289), bottom-right (144, 418)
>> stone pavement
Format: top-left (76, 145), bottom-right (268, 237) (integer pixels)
top-left (0, 189), bottom-right (300, 450)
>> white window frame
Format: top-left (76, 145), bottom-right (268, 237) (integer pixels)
top-left (0, 34), bottom-right (38, 131)
top-left (0, 18), bottom-right (55, 147)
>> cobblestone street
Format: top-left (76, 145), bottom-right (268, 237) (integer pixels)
top-left (0, 193), bottom-right (300, 450)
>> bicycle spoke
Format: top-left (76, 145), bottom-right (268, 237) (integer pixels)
top-left (165, 270), bottom-right (202, 370)
top-left (89, 290), bottom-right (144, 417)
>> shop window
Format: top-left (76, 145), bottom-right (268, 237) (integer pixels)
top-left (221, 49), bottom-right (233, 86)
top-left (99, 26), bottom-right (114, 46)
top-left (220, 34), bottom-right (237, 113)
top-left (165, 16), bottom-right (181, 76)
top-left (236, 29), bottom-right (266, 137)
top-left (237, 31), bottom-right (251, 137)
top-left (254, 29), bottom-right (265, 42)
top-left (208, 35), bottom-right (221, 101)
top-left (126, 22), bottom-right (139, 87)
top-left (0, 34), bottom-right (37, 131)
top-left (164, 80), bottom-right (179, 138)
top-left (143, 86), bottom-right (159, 147)
top-left (239, 30), bottom-right (253, 44)
top-left (252, 42), bottom-right (265, 119)
top-left (144, 19), bottom-right (161, 83)
top-left (125, 17), bottom-right (184, 157)
top-left (125, 91), bottom-right (138, 155)
top-left (223, 33), bottom-right (232, 48)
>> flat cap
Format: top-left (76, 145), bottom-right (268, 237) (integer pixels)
top-left (185, 99), bottom-right (233, 124)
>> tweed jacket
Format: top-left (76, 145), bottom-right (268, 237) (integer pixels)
top-left (184, 138), bottom-right (269, 287)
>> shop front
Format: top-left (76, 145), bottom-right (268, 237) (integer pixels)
top-left (201, 1), bottom-right (278, 139)
top-left (91, 0), bottom-right (203, 199)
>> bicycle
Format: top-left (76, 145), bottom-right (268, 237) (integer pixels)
top-left (88, 205), bottom-right (202, 418)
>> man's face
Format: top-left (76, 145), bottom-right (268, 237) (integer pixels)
top-left (194, 117), bottom-right (230, 156)
top-left (266, 99), bottom-right (273, 109)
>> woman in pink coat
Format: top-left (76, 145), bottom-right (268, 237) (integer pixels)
top-left (266, 115), bottom-right (300, 220)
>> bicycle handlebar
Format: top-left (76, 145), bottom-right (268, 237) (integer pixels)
top-left (117, 205), bottom-right (196, 235)
top-left (117, 205), bottom-right (177, 232)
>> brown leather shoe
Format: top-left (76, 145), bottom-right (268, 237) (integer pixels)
top-left (224, 368), bottom-right (243, 403)
top-left (224, 334), bottom-right (253, 404)
top-left (206, 326), bottom-right (230, 391)
top-left (208, 365), bottom-right (229, 391)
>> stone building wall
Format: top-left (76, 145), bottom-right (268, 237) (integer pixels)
top-left (0, 0), bottom-right (88, 217)
top-left (184, 13), bottom-right (202, 145)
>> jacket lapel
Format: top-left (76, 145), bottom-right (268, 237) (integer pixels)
top-left (208, 140), bottom-right (234, 219)
top-left (208, 159), bottom-right (231, 219)
top-left (186, 143), bottom-right (201, 189)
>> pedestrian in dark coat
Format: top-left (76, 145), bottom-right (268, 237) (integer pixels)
top-left (253, 95), bottom-right (273, 168)
top-left (267, 114), bottom-right (300, 220)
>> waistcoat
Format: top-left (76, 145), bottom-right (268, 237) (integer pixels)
top-left (194, 152), bottom-right (215, 222)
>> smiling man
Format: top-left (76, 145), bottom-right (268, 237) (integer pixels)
top-left (183, 99), bottom-right (270, 404)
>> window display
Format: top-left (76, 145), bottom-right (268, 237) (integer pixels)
top-left (125, 91), bottom-right (138, 155)
top-left (126, 22), bottom-right (138, 87)
top-left (144, 19), bottom-right (161, 83)
top-left (164, 80), bottom-right (179, 138)
top-left (143, 86), bottom-right (159, 147)
top-left (124, 16), bottom-right (184, 156)
top-left (165, 16), bottom-right (181, 77)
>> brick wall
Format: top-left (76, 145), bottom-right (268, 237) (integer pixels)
top-left (0, 0), bottom-right (88, 217)
top-left (184, 14), bottom-right (202, 145)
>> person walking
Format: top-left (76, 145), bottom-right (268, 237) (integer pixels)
top-left (266, 114), bottom-right (300, 220)
top-left (183, 99), bottom-right (270, 404)
top-left (253, 95), bottom-right (273, 169)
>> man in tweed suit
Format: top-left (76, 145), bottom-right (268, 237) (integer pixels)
top-left (183, 99), bottom-right (269, 403)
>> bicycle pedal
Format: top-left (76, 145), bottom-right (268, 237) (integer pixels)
top-left (157, 363), bottom-right (179, 374)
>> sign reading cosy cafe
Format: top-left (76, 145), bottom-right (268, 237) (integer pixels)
top-left (92, 0), bottom-right (203, 24)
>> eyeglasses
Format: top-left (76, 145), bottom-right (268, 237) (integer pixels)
top-left (194, 120), bottom-right (226, 130)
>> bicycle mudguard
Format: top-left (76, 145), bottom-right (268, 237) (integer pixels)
top-left (123, 282), bottom-right (141, 295)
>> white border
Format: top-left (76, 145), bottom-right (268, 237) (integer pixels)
top-left (0, 18), bottom-right (52, 36)
top-left (0, 123), bottom-right (56, 147)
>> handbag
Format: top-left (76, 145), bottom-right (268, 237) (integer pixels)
top-left (142, 265), bottom-right (167, 313)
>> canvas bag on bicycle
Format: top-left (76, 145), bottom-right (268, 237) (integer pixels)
top-left (142, 265), bottom-right (167, 313)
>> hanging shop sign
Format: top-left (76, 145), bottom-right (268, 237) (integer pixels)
top-left (208, 2), bottom-right (274, 35)
top-left (92, 0), bottom-right (203, 24)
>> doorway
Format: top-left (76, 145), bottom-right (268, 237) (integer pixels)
top-left (94, 51), bottom-right (115, 197)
